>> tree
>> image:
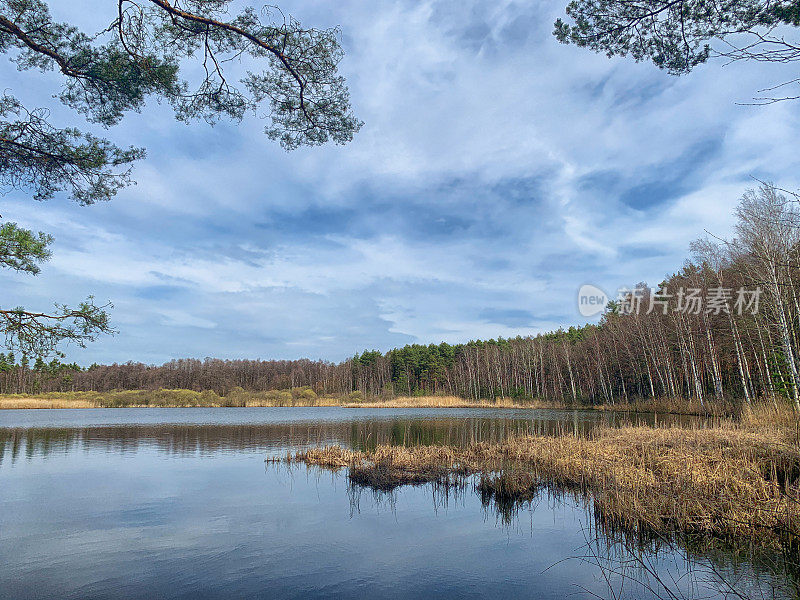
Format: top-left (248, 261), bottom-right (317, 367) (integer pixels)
top-left (0, 0), bottom-right (361, 356)
top-left (730, 183), bottom-right (800, 407)
top-left (554, 0), bottom-right (800, 102)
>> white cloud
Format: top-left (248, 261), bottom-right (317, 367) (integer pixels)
top-left (2, 0), bottom-right (798, 363)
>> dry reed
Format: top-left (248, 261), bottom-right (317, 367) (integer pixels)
top-left (341, 395), bottom-right (551, 409)
top-left (0, 390), bottom-right (740, 413)
top-left (0, 397), bottom-right (100, 409)
top-left (289, 403), bottom-right (800, 542)
top-left (0, 388), bottom-right (352, 409)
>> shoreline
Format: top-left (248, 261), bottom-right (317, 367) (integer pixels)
top-left (0, 391), bottom-right (739, 415)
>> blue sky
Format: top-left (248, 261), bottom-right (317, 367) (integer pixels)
top-left (3, 0), bottom-right (800, 365)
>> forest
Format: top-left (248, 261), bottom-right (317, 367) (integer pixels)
top-left (3, 183), bottom-right (800, 409)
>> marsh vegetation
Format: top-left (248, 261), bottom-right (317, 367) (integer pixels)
top-left (0, 386), bottom-right (363, 409)
top-left (286, 403), bottom-right (800, 544)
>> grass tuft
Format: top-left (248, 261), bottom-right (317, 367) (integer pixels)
top-left (288, 403), bottom-right (800, 543)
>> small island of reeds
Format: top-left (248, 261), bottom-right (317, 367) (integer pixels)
top-left (281, 403), bottom-right (800, 544)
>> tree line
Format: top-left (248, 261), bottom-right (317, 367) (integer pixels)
top-left (4, 183), bottom-right (800, 408)
top-left (3, 1), bottom-right (798, 395)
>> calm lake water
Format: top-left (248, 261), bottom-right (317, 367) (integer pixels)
top-left (0, 408), bottom-right (795, 600)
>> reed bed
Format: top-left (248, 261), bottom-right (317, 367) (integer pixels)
top-left (341, 395), bottom-right (551, 409)
top-left (0, 388), bottom-right (352, 409)
top-left (288, 404), bottom-right (800, 542)
top-left (0, 392), bottom-right (541, 410)
top-left (0, 397), bottom-right (99, 409)
top-left (0, 390), bottom-right (741, 413)
top-left (346, 395), bottom-right (736, 414)
top-left (591, 397), bottom-right (739, 416)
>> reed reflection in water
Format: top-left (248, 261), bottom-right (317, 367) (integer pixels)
top-left (2, 407), bottom-right (768, 600)
top-left (0, 407), bottom-right (702, 464)
top-left (331, 466), bottom-right (800, 600)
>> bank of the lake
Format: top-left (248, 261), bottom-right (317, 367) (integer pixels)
top-left (0, 389), bottom-right (738, 415)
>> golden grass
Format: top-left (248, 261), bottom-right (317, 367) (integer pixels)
top-left (2, 391), bottom-right (535, 410)
top-left (0, 389), bottom-right (745, 414)
top-left (0, 392), bottom-right (589, 410)
top-left (347, 395), bottom-right (736, 414)
top-left (288, 403), bottom-right (800, 542)
top-left (0, 397), bottom-right (99, 409)
top-left (342, 395), bottom-right (550, 409)
top-left (0, 388), bottom-right (355, 409)
top-left (591, 397), bottom-right (739, 416)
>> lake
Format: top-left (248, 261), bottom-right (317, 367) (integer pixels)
top-left (0, 408), bottom-right (794, 599)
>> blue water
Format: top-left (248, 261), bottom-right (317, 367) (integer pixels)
top-left (0, 408), bottom-right (792, 599)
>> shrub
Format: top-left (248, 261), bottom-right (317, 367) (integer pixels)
top-left (348, 390), bottom-right (364, 402)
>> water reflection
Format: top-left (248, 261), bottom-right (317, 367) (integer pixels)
top-left (335, 468), bottom-right (800, 600)
top-left (1, 408), bottom-right (778, 600)
top-left (0, 407), bottom-right (704, 464)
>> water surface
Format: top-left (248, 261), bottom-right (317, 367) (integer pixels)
top-left (0, 408), bottom-right (793, 599)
